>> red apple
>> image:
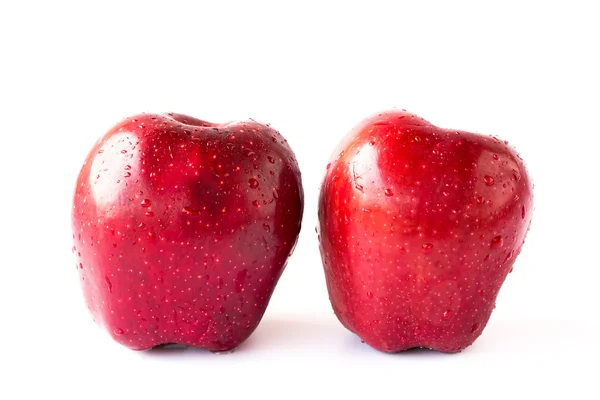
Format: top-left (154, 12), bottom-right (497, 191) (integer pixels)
top-left (318, 110), bottom-right (533, 353)
top-left (72, 113), bottom-right (303, 351)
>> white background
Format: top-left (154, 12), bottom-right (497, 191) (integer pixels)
top-left (1, 1), bottom-right (599, 398)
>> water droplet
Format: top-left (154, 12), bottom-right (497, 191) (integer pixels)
top-left (478, 289), bottom-right (485, 296)
top-left (355, 183), bottom-right (364, 192)
top-left (512, 169), bottom-right (521, 181)
top-left (442, 310), bottom-right (452, 320)
top-left (493, 154), bottom-right (499, 160)
top-left (252, 200), bottom-right (260, 207)
top-left (326, 163), bottom-right (331, 170)
top-left (120, 149), bottom-right (127, 154)
top-left (476, 196), bottom-right (484, 205)
top-left (145, 211), bottom-right (154, 217)
top-left (248, 178), bottom-right (259, 189)
top-left (471, 322), bottom-right (480, 333)
top-left (504, 251), bottom-right (513, 263)
top-left (124, 172), bottom-right (131, 178)
top-left (105, 276), bottom-right (113, 293)
top-left (432, 149), bottom-right (440, 155)
top-left (399, 247), bottom-right (406, 254)
top-left (484, 175), bottom-right (494, 186)
top-left (97, 149), bottom-right (104, 154)
top-left (272, 188), bottom-right (279, 200)
top-left (384, 188), bottom-right (393, 197)
top-left (262, 223), bottom-right (270, 232)
top-left (141, 199), bottom-right (151, 207)
top-left (521, 205), bottom-right (526, 219)
top-left (124, 165), bottom-right (131, 170)
top-left (491, 235), bottom-right (503, 248)
top-left (114, 328), bottom-right (124, 335)
top-left (267, 156), bottom-right (275, 164)
top-left (235, 269), bottom-right (247, 293)
top-left (413, 136), bottom-right (421, 142)
top-left (442, 191), bottom-right (449, 197)
top-left (367, 291), bottom-right (373, 299)
top-left (182, 206), bottom-right (199, 216)
top-left (362, 208), bottom-right (371, 213)
top-left (422, 243), bottom-right (434, 254)
top-left (79, 263), bottom-right (83, 269)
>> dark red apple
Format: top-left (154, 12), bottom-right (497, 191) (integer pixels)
top-left (72, 113), bottom-right (303, 351)
top-left (318, 110), bottom-right (533, 353)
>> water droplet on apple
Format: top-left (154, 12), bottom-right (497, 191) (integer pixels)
top-left (182, 206), bottom-right (200, 216)
top-left (114, 328), bottom-right (124, 335)
top-left (508, 170), bottom-right (520, 183)
top-left (521, 205), bottom-right (526, 219)
top-left (384, 188), bottom-right (393, 197)
top-left (252, 200), bottom-right (260, 207)
top-left (422, 243), bottom-right (434, 254)
top-left (355, 183), bottom-right (364, 192)
top-left (124, 172), bottom-right (131, 178)
top-left (491, 235), bottom-right (503, 248)
top-left (79, 263), bottom-right (83, 269)
top-left (235, 269), bottom-right (247, 293)
top-left (493, 154), bottom-right (499, 160)
top-left (484, 175), bottom-right (494, 186)
top-left (263, 223), bottom-right (270, 232)
top-left (145, 211), bottom-right (154, 217)
top-left (326, 163), bottom-right (331, 170)
top-left (267, 156), bottom-right (275, 164)
top-left (414, 136), bottom-right (421, 142)
top-left (121, 149), bottom-right (127, 154)
top-left (504, 251), bottom-right (513, 263)
top-left (248, 178), bottom-right (259, 189)
top-left (478, 289), bottom-right (485, 296)
top-left (442, 310), bottom-right (452, 320)
top-left (367, 291), bottom-right (373, 299)
top-left (105, 276), bottom-right (113, 293)
top-left (471, 322), bottom-right (480, 333)
top-left (124, 165), bottom-right (131, 170)
top-left (141, 199), bottom-right (151, 207)
top-left (442, 191), bottom-right (449, 197)
top-left (476, 196), bottom-right (484, 205)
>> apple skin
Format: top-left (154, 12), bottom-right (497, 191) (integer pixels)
top-left (72, 113), bottom-right (303, 351)
top-left (317, 110), bottom-right (533, 353)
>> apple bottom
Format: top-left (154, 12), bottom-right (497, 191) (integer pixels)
top-left (95, 298), bottom-right (271, 352)
top-left (326, 275), bottom-right (507, 353)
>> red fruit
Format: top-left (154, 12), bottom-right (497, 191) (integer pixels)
top-left (72, 113), bottom-right (303, 351)
top-left (318, 110), bottom-right (533, 353)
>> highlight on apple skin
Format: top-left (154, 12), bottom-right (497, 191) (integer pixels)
top-left (317, 110), bottom-right (533, 353)
top-left (72, 113), bottom-right (304, 351)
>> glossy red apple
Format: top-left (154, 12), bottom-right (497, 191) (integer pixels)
top-left (318, 110), bottom-right (533, 353)
top-left (72, 113), bottom-right (303, 351)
